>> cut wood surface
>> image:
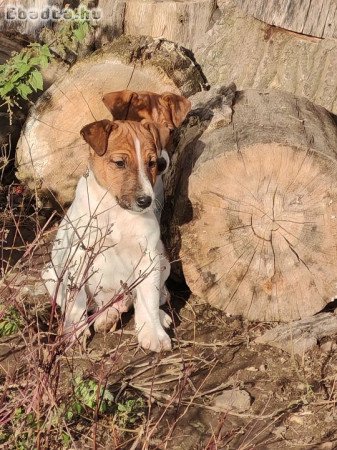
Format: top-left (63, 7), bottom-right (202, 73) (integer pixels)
top-left (235, 0), bottom-right (337, 39)
top-left (255, 311), bottom-right (337, 355)
top-left (15, 36), bottom-right (205, 205)
top-left (195, 5), bottom-right (337, 114)
top-left (164, 88), bottom-right (337, 322)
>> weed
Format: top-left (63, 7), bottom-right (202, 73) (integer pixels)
top-left (66, 375), bottom-right (114, 420)
top-left (116, 397), bottom-right (146, 429)
top-left (40, 5), bottom-right (91, 60)
top-left (0, 4), bottom-right (92, 123)
top-left (0, 306), bottom-right (22, 336)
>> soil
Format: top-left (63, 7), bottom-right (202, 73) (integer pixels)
top-left (1, 259), bottom-right (336, 449)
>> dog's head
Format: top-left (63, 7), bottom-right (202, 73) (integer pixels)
top-left (102, 90), bottom-right (191, 130)
top-left (80, 119), bottom-right (170, 213)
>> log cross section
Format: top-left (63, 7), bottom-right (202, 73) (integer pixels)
top-left (174, 89), bottom-right (337, 322)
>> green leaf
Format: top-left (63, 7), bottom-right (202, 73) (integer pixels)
top-left (73, 27), bottom-right (85, 42)
top-left (12, 53), bottom-right (28, 64)
top-left (81, 21), bottom-right (89, 34)
top-left (74, 403), bottom-right (82, 414)
top-left (29, 56), bottom-right (43, 66)
top-left (102, 389), bottom-right (114, 402)
top-left (0, 82), bottom-right (14, 97)
top-left (28, 70), bottom-right (43, 92)
top-left (39, 44), bottom-right (52, 58)
top-left (16, 83), bottom-right (33, 100)
top-left (65, 410), bottom-right (73, 421)
top-left (12, 63), bottom-right (31, 82)
top-left (73, 21), bottom-right (90, 43)
top-left (38, 55), bottom-right (50, 68)
top-left (62, 432), bottom-right (71, 446)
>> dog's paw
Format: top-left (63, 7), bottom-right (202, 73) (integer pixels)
top-left (159, 310), bottom-right (172, 329)
top-left (137, 326), bottom-right (172, 353)
top-left (94, 308), bottom-right (119, 333)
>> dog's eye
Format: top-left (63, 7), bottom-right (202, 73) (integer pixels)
top-left (148, 160), bottom-right (157, 168)
top-left (113, 160), bottom-right (125, 168)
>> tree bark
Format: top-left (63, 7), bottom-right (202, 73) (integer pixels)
top-left (123, 0), bottom-right (218, 49)
top-left (15, 35), bottom-right (205, 206)
top-left (0, 32), bottom-right (26, 64)
top-left (235, 0), bottom-right (337, 39)
top-left (164, 88), bottom-right (337, 322)
top-left (255, 311), bottom-right (337, 355)
top-left (195, 5), bottom-right (337, 115)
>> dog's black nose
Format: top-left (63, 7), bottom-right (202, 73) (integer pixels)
top-left (136, 195), bottom-right (152, 209)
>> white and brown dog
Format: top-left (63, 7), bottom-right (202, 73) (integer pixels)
top-left (102, 90), bottom-right (191, 218)
top-left (42, 92), bottom-right (191, 352)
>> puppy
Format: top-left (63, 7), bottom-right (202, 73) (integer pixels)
top-left (42, 119), bottom-right (173, 352)
top-left (102, 90), bottom-right (191, 218)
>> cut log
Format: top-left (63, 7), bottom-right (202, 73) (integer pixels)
top-left (195, 5), bottom-right (337, 115)
top-left (164, 88), bottom-right (337, 322)
top-left (15, 35), bottom-right (205, 206)
top-left (255, 311), bottom-right (337, 355)
top-left (235, 0), bottom-right (337, 39)
top-left (123, 0), bottom-right (218, 49)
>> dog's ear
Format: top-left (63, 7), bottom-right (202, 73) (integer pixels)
top-left (141, 120), bottom-right (170, 152)
top-left (160, 93), bottom-right (191, 128)
top-left (102, 90), bottom-right (135, 120)
top-left (80, 119), bottom-right (117, 156)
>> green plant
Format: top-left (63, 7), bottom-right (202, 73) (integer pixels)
top-left (0, 4), bottom-right (91, 123)
top-left (66, 376), bottom-right (114, 420)
top-left (0, 307), bottom-right (22, 336)
top-left (116, 397), bottom-right (146, 429)
top-left (0, 43), bottom-right (52, 122)
top-left (40, 5), bottom-right (91, 59)
top-left (9, 407), bottom-right (38, 449)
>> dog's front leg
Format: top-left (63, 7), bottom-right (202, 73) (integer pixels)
top-left (134, 262), bottom-right (171, 352)
top-left (62, 287), bottom-right (90, 341)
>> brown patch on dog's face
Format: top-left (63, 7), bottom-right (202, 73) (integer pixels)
top-left (81, 120), bottom-right (167, 212)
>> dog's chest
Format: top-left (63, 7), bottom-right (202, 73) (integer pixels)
top-left (87, 210), bottom-right (159, 289)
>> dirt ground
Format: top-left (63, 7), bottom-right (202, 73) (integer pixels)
top-left (1, 247), bottom-right (336, 450)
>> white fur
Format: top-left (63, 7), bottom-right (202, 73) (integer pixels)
top-left (134, 136), bottom-right (154, 200)
top-left (42, 169), bottom-right (171, 352)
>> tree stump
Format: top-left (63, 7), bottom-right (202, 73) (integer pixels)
top-left (165, 89), bottom-right (337, 322)
top-left (15, 35), bottom-right (205, 206)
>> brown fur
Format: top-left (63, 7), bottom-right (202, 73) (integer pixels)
top-left (81, 120), bottom-right (163, 210)
top-left (102, 90), bottom-right (191, 130)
